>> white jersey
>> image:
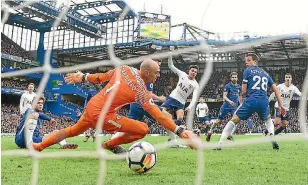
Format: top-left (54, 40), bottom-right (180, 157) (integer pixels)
top-left (20, 91), bottom-right (36, 114)
top-left (196, 103), bottom-right (209, 117)
top-left (270, 83), bottom-right (301, 111)
top-left (168, 57), bottom-right (199, 108)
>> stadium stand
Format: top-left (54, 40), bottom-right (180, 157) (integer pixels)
top-left (1, 103), bottom-right (75, 135)
top-left (1, 101), bottom-right (304, 135)
top-left (1, 0), bottom-right (306, 137)
top-left (1, 33), bottom-right (35, 61)
top-left (1, 78), bottom-right (39, 90)
top-left (153, 68), bottom-right (306, 99)
top-left (1, 61), bottom-right (306, 135)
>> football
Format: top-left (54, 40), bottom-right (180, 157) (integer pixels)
top-left (127, 141), bottom-right (157, 173)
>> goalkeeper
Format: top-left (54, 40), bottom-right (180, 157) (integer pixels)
top-left (33, 59), bottom-right (203, 153)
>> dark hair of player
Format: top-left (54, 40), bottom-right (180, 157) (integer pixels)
top-left (153, 58), bottom-right (162, 63)
top-left (285, 73), bottom-right (292, 77)
top-left (33, 96), bottom-right (46, 104)
top-left (230, 72), bottom-right (238, 77)
top-left (245, 53), bottom-right (259, 62)
top-left (189, 65), bottom-right (199, 71)
top-left (39, 96), bottom-right (46, 103)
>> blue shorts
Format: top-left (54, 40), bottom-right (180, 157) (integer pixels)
top-left (218, 103), bottom-right (237, 120)
top-left (199, 116), bottom-right (209, 123)
top-left (275, 108), bottom-right (290, 121)
top-left (235, 97), bottom-right (270, 121)
top-left (128, 103), bottom-right (163, 122)
top-left (161, 96), bottom-right (185, 111)
top-left (15, 133), bottom-right (43, 148)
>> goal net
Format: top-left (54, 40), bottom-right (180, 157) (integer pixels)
top-left (1, 1), bottom-right (308, 185)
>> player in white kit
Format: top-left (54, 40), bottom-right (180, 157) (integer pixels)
top-left (162, 54), bottom-right (199, 147)
top-left (195, 97), bottom-right (210, 136)
top-left (20, 83), bottom-right (36, 116)
top-left (265, 73), bottom-right (302, 135)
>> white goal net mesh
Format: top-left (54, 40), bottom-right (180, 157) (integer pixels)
top-left (1, 1), bottom-right (308, 185)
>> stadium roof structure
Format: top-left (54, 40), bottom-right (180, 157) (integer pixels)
top-left (57, 41), bottom-right (155, 62)
top-left (3, 0), bottom-right (136, 38)
top-left (173, 34), bottom-right (308, 64)
top-left (70, 0), bottom-right (136, 23)
top-left (4, 1), bottom-right (306, 65)
top-left (56, 33), bottom-right (308, 66)
top-left (51, 12), bottom-right (307, 64)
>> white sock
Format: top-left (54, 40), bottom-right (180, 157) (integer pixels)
top-left (168, 130), bottom-right (177, 143)
top-left (231, 125), bottom-right (237, 136)
top-left (265, 118), bottom-right (275, 141)
top-left (219, 121), bottom-right (235, 143)
top-left (59, 139), bottom-right (67, 146)
top-left (24, 119), bottom-right (38, 148)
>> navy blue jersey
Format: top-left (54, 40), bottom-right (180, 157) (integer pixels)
top-left (15, 108), bottom-right (51, 137)
top-left (243, 66), bottom-right (274, 98)
top-left (146, 83), bottom-right (153, 92)
top-left (84, 89), bottom-right (98, 108)
top-left (224, 82), bottom-right (242, 106)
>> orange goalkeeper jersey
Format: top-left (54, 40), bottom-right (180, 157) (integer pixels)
top-left (85, 65), bottom-right (176, 132)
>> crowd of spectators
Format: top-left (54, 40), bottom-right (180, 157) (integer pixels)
top-left (152, 68), bottom-right (305, 100)
top-left (1, 33), bottom-right (35, 61)
top-left (1, 79), bottom-right (39, 90)
top-left (2, 102), bottom-right (305, 135)
top-left (63, 100), bottom-right (83, 108)
top-left (1, 65), bottom-right (307, 135)
top-left (1, 104), bottom-right (75, 135)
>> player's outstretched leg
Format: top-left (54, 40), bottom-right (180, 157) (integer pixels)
top-left (227, 125), bottom-right (237, 141)
top-left (58, 139), bottom-right (78, 149)
top-left (164, 109), bottom-right (186, 148)
top-left (174, 109), bottom-right (187, 148)
top-left (45, 129), bottom-right (79, 149)
top-left (264, 117), bottom-right (279, 150)
top-left (215, 119), bottom-right (237, 150)
top-left (274, 119), bottom-right (288, 135)
top-left (207, 119), bottom-right (221, 142)
top-left (83, 135), bottom-right (90, 142)
top-left (102, 115), bottom-right (149, 154)
top-left (83, 129), bottom-right (90, 142)
top-left (91, 129), bottom-right (97, 143)
top-left (32, 114), bottom-right (92, 151)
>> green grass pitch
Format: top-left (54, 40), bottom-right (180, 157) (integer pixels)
top-left (1, 135), bottom-right (308, 185)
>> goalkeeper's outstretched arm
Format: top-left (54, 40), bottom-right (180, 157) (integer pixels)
top-left (64, 69), bottom-right (116, 84)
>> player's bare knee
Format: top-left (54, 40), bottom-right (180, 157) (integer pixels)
top-left (176, 110), bottom-right (184, 119)
top-left (282, 121), bottom-right (288, 128)
top-left (274, 118), bottom-right (281, 126)
top-left (231, 116), bottom-right (240, 124)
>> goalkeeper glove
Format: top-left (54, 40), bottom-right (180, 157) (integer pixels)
top-left (64, 71), bottom-right (86, 84)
